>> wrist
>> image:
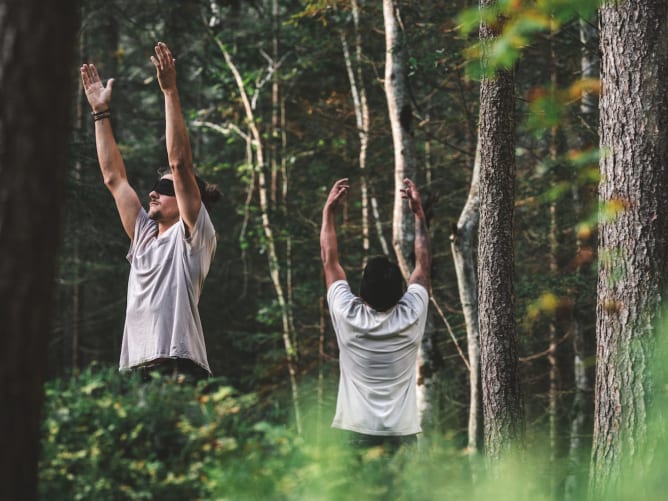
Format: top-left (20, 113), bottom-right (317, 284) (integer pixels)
top-left (92, 108), bottom-right (111, 122)
top-left (323, 205), bottom-right (337, 216)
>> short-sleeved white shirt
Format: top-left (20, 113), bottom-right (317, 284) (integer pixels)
top-left (327, 280), bottom-right (429, 436)
top-left (119, 205), bottom-right (216, 373)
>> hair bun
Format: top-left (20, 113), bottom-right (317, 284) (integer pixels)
top-left (205, 184), bottom-right (222, 205)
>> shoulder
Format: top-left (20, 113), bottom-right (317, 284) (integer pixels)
top-left (327, 279), bottom-right (351, 297)
top-left (400, 283), bottom-right (430, 311)
top-left (326, 280), bottom-right (355, 306)
top-left (183, 205), bottom-right (216, 249)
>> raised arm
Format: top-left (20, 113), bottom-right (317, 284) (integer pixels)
top-left (81, 64), bottom-right (141, 239)
top-left (320, 178), bottom-right (349, 288)
top-left (151, 42), bottom-right (201, 234)
top-left (401, 178), bottom-right (431, 291)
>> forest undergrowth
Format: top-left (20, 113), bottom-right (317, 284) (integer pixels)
top-left (39, 361), bottom-right (667, 501)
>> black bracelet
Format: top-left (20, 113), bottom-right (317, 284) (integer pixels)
top-left (91, 108), bottom-right (110, 117)
top-left (93, 110), bottom-right (111, 122)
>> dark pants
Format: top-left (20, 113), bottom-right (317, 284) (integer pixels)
top-left (131, 358), bottom-right (210, 383)
top-left (346, 431), bottom-right (418, 455)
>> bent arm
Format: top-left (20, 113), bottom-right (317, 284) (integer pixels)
top-left (153, 42), bottom-right (201, 233)
top-left (320, 178), bottom-right (349, 288)
top-left (320, 207), bottom-right (347, 288)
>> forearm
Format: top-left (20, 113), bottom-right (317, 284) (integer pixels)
top-left (320, 209), bottom-right (339, 264)
top-left (411, 210), bottom-right (431, 288)
top-left (164, 90), bottom-right (193, 171)
top-left (95, 119), bottom-right (127, 188)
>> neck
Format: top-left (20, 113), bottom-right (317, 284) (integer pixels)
top-left (157, 218), bottom-right (179, 236)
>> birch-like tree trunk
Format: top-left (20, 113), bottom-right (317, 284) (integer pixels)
top-left (451, 139), bottom-right (482, 454)
top-left (0, 2), bottom-right (78, 498)
top-left (383, 0), bottom-right (415, 279)
top-left (478, 0), bottom-right (523, 460)
top-left (589, 1), bottom-right (668, 496)
top-left (340, 0), bottom-right (391, 262)
top-left (216, 40), bottom-right (303, 434)
top-left (383, 0), bottom-right (434, 426)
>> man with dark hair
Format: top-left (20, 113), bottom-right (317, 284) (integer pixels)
top-left (80, 42), bottom-right (220, 382)
top-left (359, 256), bottom-right (405, 311)
top-left (320, 177), bottom-right (431, 451)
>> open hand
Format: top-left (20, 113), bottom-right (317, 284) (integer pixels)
top-left (400, 178), bottom-right (424, 216)
top-left (324, 178), bottom-right (350, 212)
top-left (151, 41), bottom-right (177, 93)
top-left (80, 64), bottom-right (113, 113)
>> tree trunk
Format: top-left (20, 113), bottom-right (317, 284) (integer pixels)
top-left (341, 0), bottom-right (390, 260)
top-left (589, 0), bottom-right (668, 496)
top-left (0, 2), bottom-right (79, 499)
top-left (383, 0), bottom-right (433, 427)
top-left (477, 0), bottom-right (523, 460)
top-left (451, 138), bottom-right (482, 454)
top-left (383, 0), bottom-right (415, 280)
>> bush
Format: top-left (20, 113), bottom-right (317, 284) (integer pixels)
top-left (39, 366), bottom-right (254, 500)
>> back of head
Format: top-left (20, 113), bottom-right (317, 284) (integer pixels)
top-left (359, 256), bottom-right (405, 312)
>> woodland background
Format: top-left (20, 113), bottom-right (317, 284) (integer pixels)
top-left (57, 0), bottom-right (595, 424)
top-left (1, 0), bottom-right (667, 500)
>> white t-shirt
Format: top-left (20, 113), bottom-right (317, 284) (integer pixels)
top-left (327, 280), bottom-right (429, 436)
top-left (119, 205), bottom-right (216, 373)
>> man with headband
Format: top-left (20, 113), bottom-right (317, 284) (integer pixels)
top-left (81, 42), bottom-right (219, 382)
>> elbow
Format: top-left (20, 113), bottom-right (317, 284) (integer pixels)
top-left (168, 160), bottom-right (190, 174)
top-left (103, 174), bottom-right (118, 190)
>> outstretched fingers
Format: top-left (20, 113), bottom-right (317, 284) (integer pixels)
top-left (80, 64), bottom-right (98, 89)
top-left (152, 41), bottom-right (175, 71)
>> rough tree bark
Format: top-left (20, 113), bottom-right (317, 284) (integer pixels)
top-left (589, 0), bottom-right (668, 496)
top-left (0, 1), bottom-right (79, 499)
top-left (477, 0), bottom-right (524, 460)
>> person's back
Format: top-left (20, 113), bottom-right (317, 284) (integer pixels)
top-left (327, 278), bottom-right (429, 435)
top-left (320, 178), bottom-right (431, 449)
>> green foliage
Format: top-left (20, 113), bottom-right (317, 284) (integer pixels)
top-left (40, 366), bottom-right (254, 500)
top-left (457, 0), bottom-right (599, 77)
top-left (39, 363), bottom-right (668, 500)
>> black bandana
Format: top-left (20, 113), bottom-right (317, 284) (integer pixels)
top-left (152, 178), bottom-right (175, 196)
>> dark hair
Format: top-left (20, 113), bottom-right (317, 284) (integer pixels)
top-left (195, 176), bottom-right (221, 210)
top-left (359, 256), bottom-right (405, 311)
top-left (157, 167), bottom-right (221, 210)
